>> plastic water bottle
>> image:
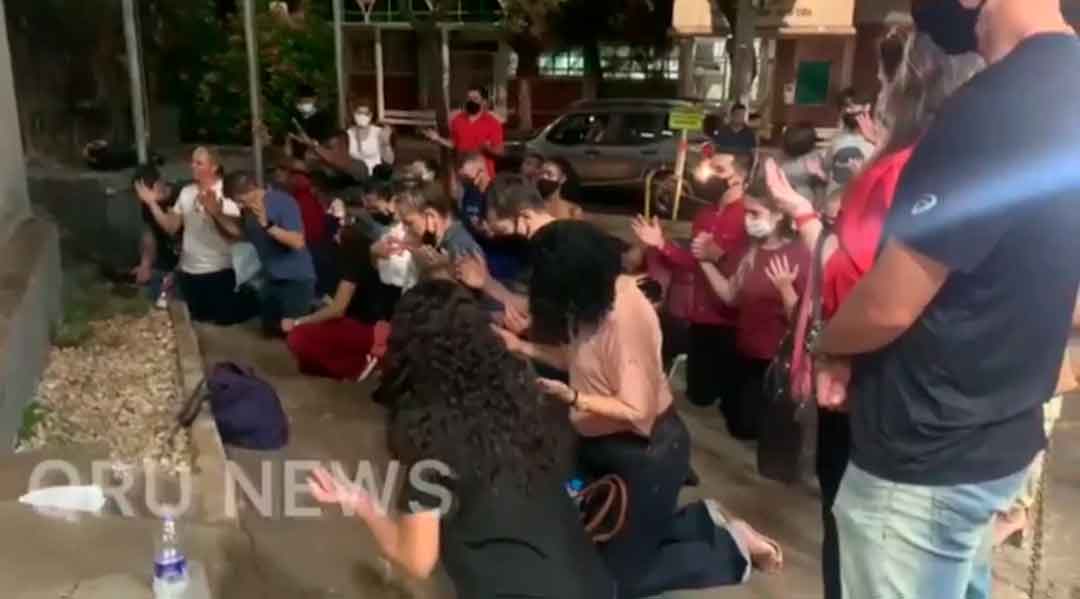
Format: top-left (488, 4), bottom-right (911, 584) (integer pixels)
top-left (566, 477), bottom-right (585, 507)
top-left (153, 517), bottom-right (190, 597)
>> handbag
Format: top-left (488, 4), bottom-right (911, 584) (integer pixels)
top-left (579, 475), bottom-right (629, 544)
top-left (757, 232), bottom-right (829, 484)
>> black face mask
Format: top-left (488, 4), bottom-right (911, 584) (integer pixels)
top-left (699, 176), bottom-right (731, 202)
top-left (465, 101), bottom-right (482, 116)
top-left (421, 231), bottom-right (438, 247)
top-left (912, 0), bottom-right (986, 55)
top-left (536, 179), bottom-right (561, 199)
top-left (372, 212), bottom-right (395, 226)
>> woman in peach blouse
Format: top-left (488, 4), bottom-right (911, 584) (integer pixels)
top-left (495, 220), bottom-right (781, 598)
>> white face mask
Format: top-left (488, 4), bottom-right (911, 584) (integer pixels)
top-left (745, 216), bottom-right (776, 239)
top-left (354, 113), bottom-right (372, 127)
top-left (297, 102), bottom-right (316, 116)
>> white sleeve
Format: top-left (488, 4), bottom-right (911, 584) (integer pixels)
top-left (173, 187), bottom-right (194, 215)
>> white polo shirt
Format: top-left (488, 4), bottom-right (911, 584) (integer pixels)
top-left (172, 181), bottom-right (242, 275)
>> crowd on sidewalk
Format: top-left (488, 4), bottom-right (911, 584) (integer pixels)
top-left (130, 2), bottom-right (1080, 597)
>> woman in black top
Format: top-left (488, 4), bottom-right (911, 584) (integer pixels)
top-left (309, 280), bottom-right (614, 598)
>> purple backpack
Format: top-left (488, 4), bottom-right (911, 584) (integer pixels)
top-left (206, 362), bottom-right (289, 450)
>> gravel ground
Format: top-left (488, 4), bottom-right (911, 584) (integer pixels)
top-left (20, 309), bottom-right (191, 474)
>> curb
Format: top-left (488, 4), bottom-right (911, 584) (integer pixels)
top-left (169, 300), bottom-right (235, 526)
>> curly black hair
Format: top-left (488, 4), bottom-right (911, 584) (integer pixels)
top-left (529, 220), bottom-right (623, 345)
top-left (379, 279), bottom-right (574, 491)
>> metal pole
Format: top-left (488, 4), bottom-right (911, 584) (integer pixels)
top-left (375, 28), bottom-right (386, 121)
top-left (122, 0), bottom-right (148, 164)
top-left (243, 0), bottom-right (264, 185)
top-left (333, 0), bottom-right (348, 128)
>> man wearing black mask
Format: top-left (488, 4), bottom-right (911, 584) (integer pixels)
top-left (812, 1), bottom-right (1080, 597)
top-left (631, 152), bottom-right (752, 418)
top-left (423, 86), bottom-right (504, 179)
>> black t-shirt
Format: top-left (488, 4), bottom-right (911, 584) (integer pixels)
top-left (849, 34), bottom-right (1080, 486)
top-left (140, 186), bottom-right (181, 271)
top-left (399, 471), bottom-right (614, 599)
top-left (711, 124), bottom-right (757, 154)
top-left (337, 226), bottom-right (401, 324)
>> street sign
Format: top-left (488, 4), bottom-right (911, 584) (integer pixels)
top-left (669, 107), bottom-right (705, 131)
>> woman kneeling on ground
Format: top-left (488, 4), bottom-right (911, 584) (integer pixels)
top-left (494, 220), bottom-right (782, 598)
top-left (309, 279), bottom-right (614, 598)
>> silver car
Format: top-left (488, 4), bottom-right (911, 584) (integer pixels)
top-left (524, 99), bottom-right (713, 216)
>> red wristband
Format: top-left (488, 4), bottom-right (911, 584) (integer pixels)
top-left (795, 212), bottom-right (820, 228)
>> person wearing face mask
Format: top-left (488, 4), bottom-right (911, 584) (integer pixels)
top-left (347, 99), bottom-right (394, 174)
top-left (794, 1), bottom-right (1080, 598)
top-left (289, 84), bottom-right (334, 158)
top-left (423, 86), bottom-right (504, 178)
top-left (764, 29), bottom-right (984, 599)
top-left (631, 152), bottom-right (751, 414)
top-left (537, 159), bottom-right (585, 220)
top-left (394, 183), bottom-right (482, 280)
top-left (695, 179), bottom-right (810, 440)
top-left (457, 152), bottom-right (527, 283)
top-left (283, 219), bottom-right (400, 381)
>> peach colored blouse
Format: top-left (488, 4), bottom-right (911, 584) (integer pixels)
top-left (569, 276), bottom-right (674, 438)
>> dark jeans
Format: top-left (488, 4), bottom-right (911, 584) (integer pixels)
top-left (578, 410), bottom-right (748, 598)
top-left (260, 278), bottom-right (315, 335)
top-left (721, 356), bottom-right (770, 441)
top-left (178, 269), bottom-right (258, 325)
top-left (659, 312), bottom-right (691, 373)
top-left (816, 409), bottom-right (851, 599)
top-left (686, 324), bottom-right (738, 407)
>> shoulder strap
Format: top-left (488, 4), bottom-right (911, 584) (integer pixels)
top-left (810, 230), bottom-right (831, 328)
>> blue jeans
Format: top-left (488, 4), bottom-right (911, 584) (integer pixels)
top-left (833, 463), bottom-right (1029, 599)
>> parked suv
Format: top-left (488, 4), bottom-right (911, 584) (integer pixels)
top-left (519, 99), bottom-right (715, 217)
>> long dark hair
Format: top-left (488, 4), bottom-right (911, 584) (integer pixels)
top-left (529, 220), bottom-right (623, 344)
top-left (380, 280), bottom-right (574, 491)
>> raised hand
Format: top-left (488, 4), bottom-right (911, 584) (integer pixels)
top-left (764, 158), bottom-right (814, 219)
top-left (502, 303), bottom-right (532, 336)
top-left (691, 232), bottom-right (723, 263)
top-left (490, 324), bottom-right (523, 354)
top-left (307, 466), bottom-right (378, 518)
top-left (134, 181), bottom-right (160, 206)
top-left (536, 377), bottom-right (575, 405)
top-left (631, 215), bottom-right (665, 249)
top-left (454, 252), bottom-right (489, 290)
top-left (855, 112), bottom-right (883, 147)
top-left (765, 254), bottom-right (800, 292)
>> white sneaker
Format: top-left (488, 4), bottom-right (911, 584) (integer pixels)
top-left (155, 292), bottom-right (168, 310)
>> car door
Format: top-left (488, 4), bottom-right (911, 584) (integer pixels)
top-left (530, 112), bottom-right (613, 185)
top-left (595, 111), bottom-right (679, 185)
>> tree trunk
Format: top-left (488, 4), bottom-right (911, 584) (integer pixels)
top-left (513, 43), bottom-right (540, 133)
top-left (582, 40), bottom-right (602, 100)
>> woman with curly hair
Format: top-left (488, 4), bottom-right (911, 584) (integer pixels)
top-left (494, 220), bottom-right (782, 598)
top-left (308, 279), bottom-right (613, 599)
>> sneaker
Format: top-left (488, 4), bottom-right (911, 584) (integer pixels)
top-left (155, 292), bottom-right (168, 310)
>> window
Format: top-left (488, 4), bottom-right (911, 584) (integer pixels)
top-left (547, 113), bottom-right (611, 146)
top-left (538, 51), bottom-right (585, 77)
top-left (795, 61), bottom-right (831, 105)
top-left (535, 45), bottom-right (680, 80)
top-left (615, 113), bottom-right (675, 146)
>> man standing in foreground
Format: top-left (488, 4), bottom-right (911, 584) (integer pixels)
top-left (814, 1), bottom-right (1080, 597)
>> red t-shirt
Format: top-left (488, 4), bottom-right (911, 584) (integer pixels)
top-left (450, 111), bottom-right (504, 177)
top-left (287, 178), bottom-right (327, 246)
top-left (734, 241), bottom-right (811, 360)
top-left (822, 147), bottom-right (914, 318)
top-left (656, 199), bottom-right (748, 326)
